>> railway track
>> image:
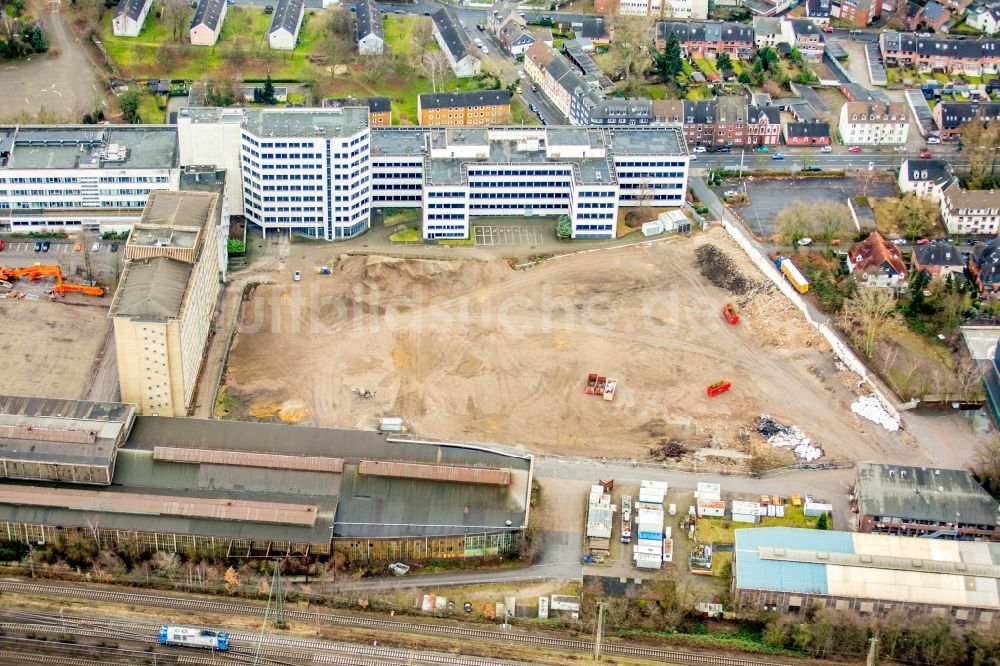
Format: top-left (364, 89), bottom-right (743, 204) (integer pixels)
top-left (0, 580), bottom-right (792, 666)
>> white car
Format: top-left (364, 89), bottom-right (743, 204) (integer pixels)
top-left (927, 136), bottom-right (941, 144)
top-left (293, 271), bottom-right (302, 281)
top-left (797, 237), bottom-right (813, 246)
top-left (692, 146), bottom-right (707, 153)
top-left (820, 146), bottom-right (832, 152)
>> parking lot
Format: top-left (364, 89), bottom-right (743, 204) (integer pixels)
top-left (473, 225), bottom-right (548, 247)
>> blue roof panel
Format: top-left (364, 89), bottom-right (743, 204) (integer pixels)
top-left (734, 527), bottom-right (856, 595)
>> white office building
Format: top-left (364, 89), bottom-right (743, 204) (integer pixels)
top-left (0, 126), bottom-right (180, 234)
top-left (182, 109), bottom-right (688, 242)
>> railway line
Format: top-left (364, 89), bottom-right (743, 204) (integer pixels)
top-left (0, 580), bottom-right (792, 666)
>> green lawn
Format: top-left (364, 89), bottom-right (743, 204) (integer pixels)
top-left (696, 506), bottom-right (820, 545)
top-left (101, 6), bottom-right (325, 79)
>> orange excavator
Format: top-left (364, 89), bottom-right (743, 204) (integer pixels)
top-left (0, 265), bottom-right (105, 297)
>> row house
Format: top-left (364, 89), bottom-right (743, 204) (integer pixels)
top-left (880, 31), bottom-right (1000, 77)
top-left (833, 0), bottom-right (883, 27)
top-left (783, 121), bottom-right (831, 145)
top-left (655, 21), bottom-right (754, 58)
top-left (932, 101), bottom-right (1000, 141)
top-left (940, 181), bottom-right (1000, 234)
top-left (782, 18), bottom-right (825, 62)
top-left (838, 101), bottom-right (910, 145)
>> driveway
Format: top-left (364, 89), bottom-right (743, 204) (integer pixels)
top-left (0, 5), bottom-right (102, 120)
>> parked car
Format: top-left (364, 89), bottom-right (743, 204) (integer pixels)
top-left (920, 150), bottom-right (933, 158)
top-left (42, 240), bottom-right (50, 252)
top-left (927, 135), bottom-right (941, 144)
top-left (692, 146), bottom-right (707, 153)
top-left (798, 237), bottom-right (813, 246)
top-left (820, 145), bottom-right (832, 152)
top-left (771, 153), bottom-right (785, 160)
top-left (34, 241), bottom-right (41, 252)
top-left (293, 270), bottom-right (302, 281)
top-left (848, 145), bottom-right (862, 152)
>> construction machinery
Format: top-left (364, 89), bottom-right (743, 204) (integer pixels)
top-left (0, 265), bottom-right (104, 297)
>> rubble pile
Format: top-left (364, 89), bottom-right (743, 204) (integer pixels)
top-left (851, 395), bottom-right (900, 432)
top-left (756, 414), bottom-right (824, 461)
top-left (695, 244), bottom-right (763, 296)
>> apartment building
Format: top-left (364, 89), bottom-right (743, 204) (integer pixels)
top-left (324, 96), bottom-right (392, 126)
top-left (897, 158), bottom-right (953, 202)
top-left (838, 101), bottom-right (910, 145)
top-left (880, 31), bottom-right (1000, 76)
top-left (597, 0), bottom-right (709, 19)
top-left (940, 181), bottom-right (1000, 234)
top-left (418, 91), bottom-right (512, 126)
top-left (833, 0), bottom-right (883, 27)
top-left (933, 101), bottom-right (1000, 141)
top-left (655, 21), bottom-right (754, 58)
top-left (0, 126), bottom-right (179, 234)
top-left (109, 191), bottom-right (222, 417)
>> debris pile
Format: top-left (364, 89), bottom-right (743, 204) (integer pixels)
top-left (851, 395), bottom-right (900, 432)
top-left (756, 414), bottom-right (824, 461)
top-left (695, 244), bottom-right (762, 296)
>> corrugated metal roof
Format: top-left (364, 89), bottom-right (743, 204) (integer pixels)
top-left (155, 446), bottom-right (344, 473)
top-left (0, 485), bottom-right (318, 526)
top-left (359, 460), bottom-right (509, 485)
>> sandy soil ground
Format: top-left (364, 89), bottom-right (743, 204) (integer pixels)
top-left (0, 298), bottom-right (110, 399)
top-left (223, 227), bottom-right (902, 462)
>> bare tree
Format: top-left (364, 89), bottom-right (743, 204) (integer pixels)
top-left (843, 286), bottom-right (897, 359)
top-left (161, 0), bottom-right (194, 42)
top-left (609, 15), bottom-right (656, 81)
top-left (420, 51), bottom-right (450, 93)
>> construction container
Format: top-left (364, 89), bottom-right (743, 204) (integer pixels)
top-left (641, 221), bottom-right (664, 237)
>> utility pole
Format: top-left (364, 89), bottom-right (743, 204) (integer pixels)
top-left (866, 634), bottom-right (879, 666)
top-left (271, 558), bottom-right (285, 629)
top-left (593, 601), bottom-right (605, 661)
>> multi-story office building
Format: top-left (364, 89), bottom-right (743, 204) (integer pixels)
top-left (109, 191), bottom-right (223, 417)
top-left (180, 109), bottom-right (688, 242)
top-left (179, 107), bottom-right (372, 240)
top-left (0, 126), bottom-right (179, 234)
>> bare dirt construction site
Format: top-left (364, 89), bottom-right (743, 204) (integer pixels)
top-left (222, 226), bottom-right (906, 463)
top-left (0, 297), bottom-right (110, 399)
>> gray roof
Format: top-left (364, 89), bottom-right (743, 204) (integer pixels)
top-left (432, 7), bottom-right (473, 61)
top-left (191, 0), bottom-right (226, 31)
top-left (115, 0), bottom-right (149, 21)
top-left (4, 127), bottom-right (178, 170)
top-left (243, 108), bottom-right (369, 137)
top-left (912, 242), bottom-right (965, 267)
top-left (0, 395), bottom-right (134, 471)
top-left (356, 0), bottom-right (382, 42)
top-left (856, 461), bottom-right (999, 527)
top-left (269, 0), bottom-right (304, 36)
top-left (419, 90), bottom-right (510, 109)
top-left (109, 257), bottom-right (192, 319)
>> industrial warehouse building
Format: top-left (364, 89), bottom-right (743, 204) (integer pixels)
top-left (109, 191), bottom-right (224, 417)
top-left (0, 397), bottom-right (533, 562)
top-left (734, 527), bottom-right (1000, 627)
top-left (853, 461), bottom-right (999, 541)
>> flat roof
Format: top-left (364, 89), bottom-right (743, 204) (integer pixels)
top-left (0, 395), bottom-right (134, 471)
top-left (242, 108), bottom-right (368, 138)
top-left (856, 461), bottom-right (998, 527)
top-left (735, 527), bottom-right (1000, 609)
top-left (4, 127), bottom-right (178, 170)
